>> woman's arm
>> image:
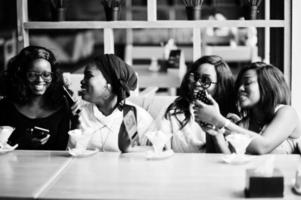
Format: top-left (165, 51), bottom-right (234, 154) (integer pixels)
top-left (246, 106), bottom-right (300, 154)
top-left (211, 134), bottom-right (232, 153)
top-left (204, 128), bottom-right (231, 153)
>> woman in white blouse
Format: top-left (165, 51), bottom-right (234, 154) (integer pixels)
top-left (159, 55), bottom-right (236, 153)
top-left (68, 54), bottom-right (153, 152)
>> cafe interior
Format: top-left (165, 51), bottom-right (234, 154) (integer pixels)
top-left (0, 0), bottom-right (301, 199)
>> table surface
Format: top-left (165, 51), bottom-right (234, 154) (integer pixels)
top-left (0, 151), bottom-right (301, 200)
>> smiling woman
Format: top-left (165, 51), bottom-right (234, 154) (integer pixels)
top-left (158, 55), bottom-right (236, 153)
top-left (67, 54), bottom-right (154, 153)
top-left (0, 46), bottom-right (73, 150)
top-left (194, 62), bottom-right (301, 154)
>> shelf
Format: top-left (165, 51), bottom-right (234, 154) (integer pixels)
top-left (24, 20), bottom-right (285, 30)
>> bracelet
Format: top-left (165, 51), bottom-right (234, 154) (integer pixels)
top-left (215, 119), bottom-right (230, 134)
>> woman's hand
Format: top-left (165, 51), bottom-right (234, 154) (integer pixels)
top-left (63, 86), bottom-right (82, 116)
top-left (203, 126), bottom-right (222, 136)
top-left (71, 100), bottom-right (81, 116)
top-left (193, 94), bottom-right (223, 126)
top-left (31, 134), bottom-right (50, 147)
top-left (226, 113), bottom-right (241, 124)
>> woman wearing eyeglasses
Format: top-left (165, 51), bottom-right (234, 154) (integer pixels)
top-left (159, 55), bottom-right (236, 153)
top-left (0, 46), bottom-right (71, 150)
top-left (194, 62), bottom-right (301, 154)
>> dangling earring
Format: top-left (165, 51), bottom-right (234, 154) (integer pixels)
top-left (103, 84), bottom-right (111, 99)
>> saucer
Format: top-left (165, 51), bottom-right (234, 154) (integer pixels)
top-left (0, 143), bottom-right (18, 154)
top-left (68, 148), bottom-right (98, 157)
top-left (221, 154), bottom-right (255, 165)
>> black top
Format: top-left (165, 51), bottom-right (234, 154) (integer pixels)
top-left (0, 98), bottom-right (71, 150)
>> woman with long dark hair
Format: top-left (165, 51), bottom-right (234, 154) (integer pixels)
top-left (0, 46), bottom-right (71, 150)
top-left (160, 55), bottom-right (236, 153)
top-left (195, 62), bottom-right (301, 154)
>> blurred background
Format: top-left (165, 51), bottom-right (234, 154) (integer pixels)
top-left (0, 0), bottom-right (286, 95)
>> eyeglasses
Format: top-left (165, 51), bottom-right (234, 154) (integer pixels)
top-left (26, 71), bottom-right (53, 82)
top-left (193, 74), bottom-right (217, 89)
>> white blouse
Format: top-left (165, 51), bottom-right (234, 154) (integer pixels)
top-left (159, 105), bottom-right (206, 153)
top-left (68, 102), bottom-right (154, 152)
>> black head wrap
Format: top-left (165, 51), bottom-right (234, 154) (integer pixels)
top-left (93, 54), bottom-right (137, 108)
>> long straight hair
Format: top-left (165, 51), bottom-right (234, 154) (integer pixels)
top-left (165, 55), bottom-right (236, 129)
top-left (235, 62), bottom-right (290, 124)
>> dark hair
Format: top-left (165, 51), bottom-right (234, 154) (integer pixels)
top-left (235, 62), bottom-right (290, 124)
top-left (165, 55), bottom-right (236, 129)
top-left (0, 46), bottom-right (65, 108)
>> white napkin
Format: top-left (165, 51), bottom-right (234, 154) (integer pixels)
top-left (146, 130), bottom-right (171, 153)
top-left (253, 155), bottom-right (275, 177)
top-left (226, 133), bottom-right (253, 154)
top-left (0, 126), bottom-right (15, 144)
top-left (145, 130), bottom-right (174, 159)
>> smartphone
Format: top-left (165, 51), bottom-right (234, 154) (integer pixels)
top-left (193, 90), bottom-right (211, 127)
top-left (193, 89), bottom-right (211, 104)
top-left (31, 126), bottom-right (50, 139)
top-left (63, 86), bottom-right (76, 105)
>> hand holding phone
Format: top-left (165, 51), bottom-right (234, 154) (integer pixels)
top-left (31, 126), bottom-right (50, 139)
top-left (63, 86), bottom-right (76, 105)
top-left (193, 90), bottom-right (212, 127)
top-left (28, 126), bottom-right (50, 147)
top-left (193, 89), bottom-right (211, 104)
top-left (63, 86), bottom-right (81, 117)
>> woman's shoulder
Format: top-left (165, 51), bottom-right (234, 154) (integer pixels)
top-left (274, 104), bottom-right (297, 117)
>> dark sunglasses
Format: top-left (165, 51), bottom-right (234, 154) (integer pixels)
top-left (193, 74), bottom-right (217, 89)
top-left (26, 71), bottom-right (53, 82)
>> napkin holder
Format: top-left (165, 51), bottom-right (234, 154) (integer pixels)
top-left (245, 168), bottom-right (284, 198)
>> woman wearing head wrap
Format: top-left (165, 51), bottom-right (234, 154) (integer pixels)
top-left (68, 54), bottom-right (154, 152)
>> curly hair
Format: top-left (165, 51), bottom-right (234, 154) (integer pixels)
top-left (0, 46), bottom-right (66, 108)
top-left (235, 62), bottom-right (290, 125)
top-left (165, 55), bottom-right (236, 129)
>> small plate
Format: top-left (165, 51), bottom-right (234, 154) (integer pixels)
top-left (0, 144), bottom-right (18, 154)
top-left (146, 149), bottom-right (174, 160)
top-left (292, 179), bottom-right (301, 195)
top-left (68, 148), bottom-right (98, 157)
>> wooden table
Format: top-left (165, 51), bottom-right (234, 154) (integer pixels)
top-left (0, 151), bottom-right (71, 199)
top-left (0, 151), bottom-right (300, 200)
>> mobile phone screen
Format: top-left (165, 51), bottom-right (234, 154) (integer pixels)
top-left (31, 126), bottom-right (49, 139)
